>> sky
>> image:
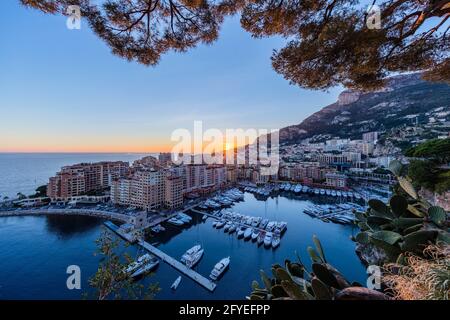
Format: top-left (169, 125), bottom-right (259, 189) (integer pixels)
top-left (0, 1), bottom-right (342, 153)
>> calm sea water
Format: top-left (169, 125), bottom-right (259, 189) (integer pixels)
top-left (0, 153), bottom-right (150, 199)
top-left (0, 153), bottom-right (367, 300)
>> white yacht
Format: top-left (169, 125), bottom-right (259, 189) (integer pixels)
top-left (181, 245), bottom-right (202, 263)
top-left (272, 233), bottom-right (280, 248)
top-left (209, 257), bottom-right (230, 281)
top-left (131, 256), bottom-right (159, 278)
top-left (264, 232), bottom-right (273, 247)
top-left (251, 229), bottom-right (259, 241)
top-left (237, 226), bottom-right (245, 238)
top-left (124, 254), bottom-right (152, 274)
top-left (168, 217), bottom-right (184, 226)
top-left (185, 249), bottom-right (204, 268)
top-left (244, 227), bottom-right (253, 240)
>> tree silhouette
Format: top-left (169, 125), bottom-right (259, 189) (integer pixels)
top-left (20, 0), bottom-right (449, 90)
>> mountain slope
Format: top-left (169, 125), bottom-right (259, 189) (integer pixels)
top-left (278, 73), bottom-right (450, 144)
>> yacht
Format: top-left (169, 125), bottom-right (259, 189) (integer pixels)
top-left (314, 189), bottom-right (320, 195)
top-left (257, 231), bottom-right (265, 245)
top-left (177, 213), bottom-right (192, 223)
top-left (228, 224), bottom-right (237, 234)
top-left (259, 219), bottom-right (269, 229)
top-left (251, 229), bottom-right (259, 241)
top-left (131, 256), bottom-right (159, 278)
top-left (168, 217), bottom-right (184, 226)
top-left (264, 232), bottom-right (273, 247)
top-left (244, 227), bottom-right (253, 240)
top-left (326, 189), bottom-right (331, 196)
top-left (215, 220), bottom-right (225, 229)
top-left (237, 226), bottom-right (245, 238)
top-left (181, 245), bottom-right (202, 263)
top-left (124, 254), bottom-right (152, 274)
top-left (272, 234), bottom-right (281, 248)
top-left (320, 189), bottom-right (325, 195)
top-left (266, 221), bottom-right (275, 232)
top-left (336, 191), bottom-right (342, 197)
top-left (209, 257), bottom-right (230, 281)
top-left (185, 249), bottom-right (204, 268)
top-left (224, 222), bottom-right (232, 232)
top-left (331, 190), bottom-right (337, 197)
top-left (171, 276), bottom-right (182, 290)
top-left (277, 221), bottom-right (288, 233)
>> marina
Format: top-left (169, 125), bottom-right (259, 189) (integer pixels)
top-left (0, 191), bottom-right (368, 299)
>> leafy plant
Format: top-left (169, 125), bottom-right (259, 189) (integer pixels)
top-left (85, 229), bottom-right (160, 300)
top-left (248, 236), bottom-right (389, 300)
top-left (354, 161), bottom-right (449, 263)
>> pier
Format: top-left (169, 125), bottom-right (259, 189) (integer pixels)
top-left (105, 221), bottom-right (216, 292)
top-left (138, 240), bottom-right (216, 292)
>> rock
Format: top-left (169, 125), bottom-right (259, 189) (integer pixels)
top-left (335, 287), bottom-right (391, 300)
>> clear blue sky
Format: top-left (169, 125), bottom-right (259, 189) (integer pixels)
top-left (0, 1), bottom-right (342, 152)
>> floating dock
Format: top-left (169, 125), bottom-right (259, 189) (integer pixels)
top-left (105, 221), bottom-right (216, 292)
top-left (138, 240), bottom-right (216, 292)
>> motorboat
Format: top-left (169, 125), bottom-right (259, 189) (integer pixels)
top-left (181, 245), bottom-right (202, 263)
top-left (224, 222), bottom-right (232, 232)
top-left (171, 276), bottom-right (182, 290)
top-left (228, 224), bottom-right (237, 234)
top-left (244, 227), bottom-right (253, 240)
top-left (257, 231), bottom-right (265, 245)
top-left (264, 232), bottom-right (273, 247)
top-left (251, 229), bottom-right (259, 241)
top-left (259, 219), bottom-right (269, 229)
top-left (266, 221), bottom-right (275, 232)
top-left (124, 254), bottom-right (152, 274)
top-left (237, 226), bottom-right (245, 238)
top-left (216, 220), bottom-right (225, 229)
top-left (209, 257), bottom-right (230, 281)
top-left (168, 217), bottom-right (184, 226)
top-left (185, 249), bottom-right (204, 268)
top-left (131, 256), bottom-right (159, 278)
top-left (272, 234), bottom-right (280, 248)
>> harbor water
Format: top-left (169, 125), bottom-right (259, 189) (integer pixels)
top-left (0, 153), bottom-right (368, 299)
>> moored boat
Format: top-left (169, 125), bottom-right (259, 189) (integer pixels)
top-left (209, 257), bottom-right (230, 280)
top-left (171, 276), bottom-right (182, 290)
top-left (251, 229), bottom-right (259, 241)
top-left (124, 254), bottom-right (152, 274)
top-left (131, 256), bottom-right (159, 278)
top-left (244, 227), bottom-right (253, 240)
top-left (264, 232), bottom-right (273, 247)
top-left (272, 234), bottom-right (280, 248)
top-left (181, 245), bottom-right (202, 263)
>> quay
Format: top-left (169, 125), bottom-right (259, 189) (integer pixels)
top-left (138, 240), bottom-right (216, 292)
top-left (105, 221), bottom-right (217, 292)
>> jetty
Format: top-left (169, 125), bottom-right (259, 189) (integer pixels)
top-left (105, 221), bottom-right (216, 292)
top-left (138, 240), bottom-right (216, 292)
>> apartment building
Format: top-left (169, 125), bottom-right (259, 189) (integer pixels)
top-left (47, 161), bottom-right (129, 201)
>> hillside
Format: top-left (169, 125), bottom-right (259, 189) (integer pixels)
top-left (278, 73), bottom-right (450, 144)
